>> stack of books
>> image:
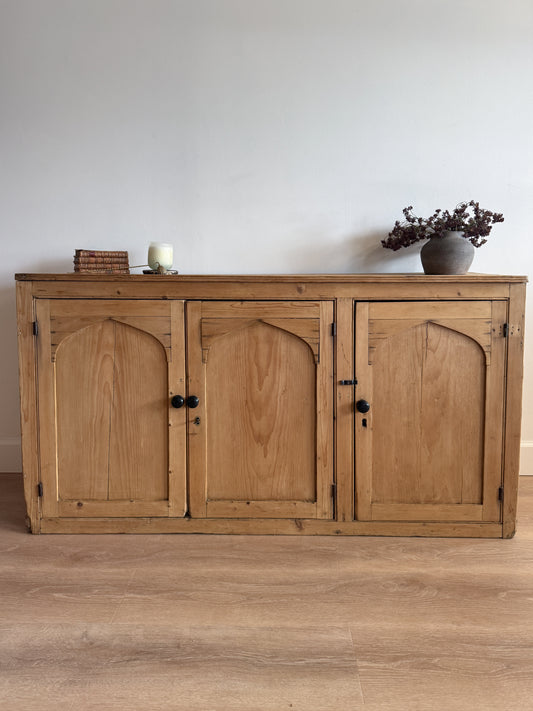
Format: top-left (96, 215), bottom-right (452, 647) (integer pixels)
top-left (73, 249), bottom-right (130, 274)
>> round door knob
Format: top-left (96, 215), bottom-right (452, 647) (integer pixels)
top-left (356, 399), bottom-right (370, 414)
top-left (171, 395), bottom-right (185, 409)
top-left (186, 395), bottom-right (200, 408)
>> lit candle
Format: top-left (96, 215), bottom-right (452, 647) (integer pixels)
top-left (147, 242), bottom-right (173, 271)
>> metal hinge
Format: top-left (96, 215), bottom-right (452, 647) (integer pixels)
top-left (37, 482), bottom-right (43, 498)
top-left (331, 322), bottom-right (336, 337)
top-left (498, 486), bottom-right (504, 501)
top-left (502, 323), bottom-right (518, 337)
top-left (331, 482), bottom-right (337, 499)
top-left (340, 379), bottom-right (357, 386)
top-left (32, 321), bottom-right (38, 336)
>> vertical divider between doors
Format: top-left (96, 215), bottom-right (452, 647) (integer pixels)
top-left (334, 298), bottom-right (355, 521)
top-left (354, 302), bottom-right (373, 520)
top-left (317, 301), bottom-right (335, 519)
top-left (186, 301), bottom-right (208, 517)
top-left (168, 300), bottom-right (187, 517)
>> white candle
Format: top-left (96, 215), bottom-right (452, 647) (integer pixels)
top-left (148, 242), bottom-right (173, 271)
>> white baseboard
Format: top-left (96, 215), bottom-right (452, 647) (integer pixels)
top-left (1, 437), bottom-right (533, 475)
top-left (520, 442), bottom-right (533, 475)
top-left (0, 438), bottom-right (22, 473)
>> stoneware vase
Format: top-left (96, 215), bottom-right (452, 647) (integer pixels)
top-left (420, 231), bottom-right (475, 275)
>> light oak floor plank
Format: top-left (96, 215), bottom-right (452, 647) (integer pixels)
top-left (0, 624), bottom-right (363, 711)
top-left (1, 474), bottom-right (533, 709)
top-left (351, 626), bottom-right (533, 711)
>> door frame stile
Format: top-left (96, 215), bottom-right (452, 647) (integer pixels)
top-left (481, 300), bottom-right (507, 522)
top-left (16, 282), bottom-right (41, 532)
top-left (186, 301), bottom-right (208, 517)
top-left (316, 301), bottom-right (335, 519)
top-left (354, 302), bottom-right (373, 520)
top-left (35, 299), bottom-right (59, 519)
top-left (502, 283), bottom-right (527, 537)
top-left (168, 300), bottom-right (187, 517)
top-left (334, 298), bottom-right (355, 522)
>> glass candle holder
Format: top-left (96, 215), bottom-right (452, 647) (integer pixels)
top-left (147, 242), bottom-right (173, 271)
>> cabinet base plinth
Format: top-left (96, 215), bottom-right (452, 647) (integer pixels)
top-left (38, 517), bottom-right (504, 538)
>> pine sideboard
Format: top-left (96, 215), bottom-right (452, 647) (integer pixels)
top-left (15, 273), bottom-right (526, 537)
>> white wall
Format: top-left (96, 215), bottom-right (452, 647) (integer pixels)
top-left (1, 0), bottom-right (532, 471)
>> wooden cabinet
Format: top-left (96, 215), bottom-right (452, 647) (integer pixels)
top-left (16, 274), bottom-right (526, 538)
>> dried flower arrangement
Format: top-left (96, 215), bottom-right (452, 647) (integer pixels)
top-left (382, 201), bottom-right (504, 251)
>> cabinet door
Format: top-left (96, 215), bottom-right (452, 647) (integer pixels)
top-left (36, 299), bottom-right (186, 518)
top-left (355, 301), bottom-right (506, 523)
top-left (187, 301), bottom-right (334, 519)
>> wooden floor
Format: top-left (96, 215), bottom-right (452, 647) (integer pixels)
top-left (1, 476), bottom-right (533, 711)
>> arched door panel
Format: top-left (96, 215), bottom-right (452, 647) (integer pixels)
top-left (187, 301), bottom-right (334, 519)
top-left (355, 301), bottom-right (506, 523)
top-left (36, 299), bottom-right (186, 518)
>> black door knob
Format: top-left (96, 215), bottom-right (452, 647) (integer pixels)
top-left (186, 395), bottom-right (200, 408)
top-left (356, 399), bottom-right (370, 414)
top-left (170, 395), bottom-right (185, 408)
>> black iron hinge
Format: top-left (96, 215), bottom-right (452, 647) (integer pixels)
top-left (331, 482), bottom-right (337, 499)
top-left (32, 321), bottom-right (38, 336)
top-left (498, 486), bottom-right (504, 502)
top-left (37, 482), bottom-right (43, 498)
top-left (502, 323), bottom-right (518, 337)
top-left (331, 322), bottom-right (336, 337)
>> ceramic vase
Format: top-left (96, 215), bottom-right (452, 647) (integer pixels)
top-left (420, 231), bottom-right (475, 275)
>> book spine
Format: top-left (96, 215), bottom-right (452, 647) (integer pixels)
top-left (74, 257), bottom-right (129, 265)
top-left (74, 250), bottom-right (129, 258)
top-left (74, 267), bottom-right (130, 274)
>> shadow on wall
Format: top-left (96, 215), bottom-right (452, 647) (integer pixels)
top-left (286, 230), bottom-right (423, 274)
top-left (0, 285), bottom-right (24, 439)
top-left (15, 258), bottom-right (73, 275)
top-left (3, 259), bottom-right (72, 411)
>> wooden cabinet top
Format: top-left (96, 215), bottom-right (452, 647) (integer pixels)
top-left (15, 273), bottom-right (528, 283)
top-left (16, 273), bottom-right (527, 300)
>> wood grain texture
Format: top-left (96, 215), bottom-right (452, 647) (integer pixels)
top-left (35, 299), bottom-right (59, 518)
top-left (482, 300), bottom-right (507, 522)
top-left (55, 319), bottom-right (115, 501)
top-left (1, 474), bottom-right (533, 711)
top-left (21, 276), bottom-right (519, 304)
top-left (503, 283), bottom-right (527, 537)
top-left (50, 315), bottom-right (171, 360)
top-left (15, 273), bottom-right (528, 282)
top-left (168, 300), bottom-right (187, 517)
top-left (108, 321), bottom-right (168, 501)
top-left (205, 315), bottom-right (311, 504)
top-left (186, 301), bottom-right (207, 518)
top-left (418, 324), bottom-right (485, 505)
top-left (334, 298), bottom-right (355, 522)
top-left (38, 517), bottom-right (504, 536)
top-left (360, 301), bottom-right (505, 524)
top-left (36, 301), bottom-right (179, 519)
top-left (48, 300), bottom-right (172, 361)
top-left (193, 300), bottom-right (333, 519)
top-left (15, 281), bottom-right (40, 532)
top-left (316, 301), bottom-right (335, 519)
top-left (354, 302), bottom-right (373, 521)
top-left (201, 317), bottom-right (320, 362)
